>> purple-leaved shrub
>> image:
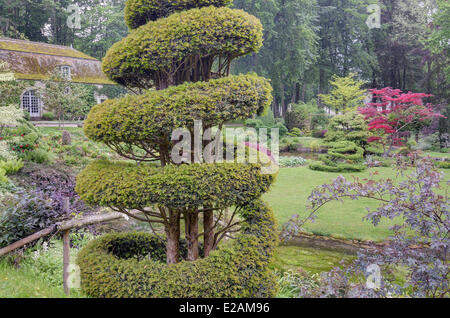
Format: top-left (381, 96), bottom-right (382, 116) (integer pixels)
top-left (282, 157), bottom-right (449, 297)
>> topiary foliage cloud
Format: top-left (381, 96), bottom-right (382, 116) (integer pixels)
top-left (76, 0), bottom-right (278, 297)
top-left (77, 199), bottom-right (278, 297)
top-left (76, 161), bottom-right (273, 210)
top-left (83, 74), bottom-right (272, 160)
top-left (103, 6), bottom-right (263, 89)
top-left (309, 140), bottom-right (366, 172)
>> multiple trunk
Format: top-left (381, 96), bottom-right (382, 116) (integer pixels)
top-left (185, 211), bottom-right (199, 261)
top-left (158, 123), bottom-right (220, 264)
top-left (164, 209), bottom-right (217, 264)
top-left (203, 210), bottom-right (215, 257)
top-left (122, 48), bottom-right (241, 264)
top-left (165, 209), bottom-right (181, 264)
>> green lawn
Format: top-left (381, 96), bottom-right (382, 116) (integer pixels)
top-left (0, 241), bottom-right (85, 298)
top-left (272, 245), bottom-right (353, 274)
top-left (264, 165), bottom-right (450, 242)
top-left (0, 261), bottom-right (69, 298)
top-left (423, 151), bottom-right (450, 159)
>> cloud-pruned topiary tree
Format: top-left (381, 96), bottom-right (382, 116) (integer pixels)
top-left (75, 0), bottom-right (278, 297)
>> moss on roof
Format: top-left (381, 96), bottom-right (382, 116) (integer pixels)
top-left (0, 38), bottom-right (116, 86)
top-left (0, 38), bottom-right (96, 60)
top-left (14, 73), bottom-right (116, 85)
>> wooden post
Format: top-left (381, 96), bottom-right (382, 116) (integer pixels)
top-left (62, 197), bottom-right (70, 295)
top-left (63, 229), bottom-right (70, 295)
top-left (0, 210), bottom-right (143, 257)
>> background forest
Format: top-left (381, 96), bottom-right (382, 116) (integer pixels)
top-left (1, 0), bottom-right (448, 117)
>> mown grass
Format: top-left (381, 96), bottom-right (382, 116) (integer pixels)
top-left (0, 241), bottom-right (86, 298)
top-left (272, 245), bottom-right (353, 274)
top-left (264, 165), bottom-right (450, 242)
top-left (0, 260), bottom-right (69, 298)
top-left (423, 151), bottom-right (450, 159)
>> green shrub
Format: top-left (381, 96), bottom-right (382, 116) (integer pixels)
top-left (0, 190), bottom-right (61, 248)
top-left (41, 112), bottom-right (55, 121)
top-left (312, 129), bottom-right (327, 139)
top-left (413, 133), bottom-right (441, 151)
top-left (85, 74), bottom-right (272, 148)
top-left (103, 6), bottom-right (263, 88)
top-left (309, 141), bottom-right (366, 172)
top-left (365, 144), bottom-right (384, 155)
top-left (23, 148), bottom-right (53, 164)
top-left (434, 160), bottom-right (450, 169)
top-left (287, 127), bottom-right (302, 137)
top-left (77, 199), bottom-right (278, 297)
top-left (274, 121), bottom-right (288, 137)
top-left (310, 140), bottom-right (320, 152)
top-left (284, 100), bottom-right (325, 131)
top-left (279, 156), bottom-right (307, 167)
top-left (244, 109), bottom-right (288, 137)
top-left (0, 159), bottom-right (23, 175)
top-left (76, 160), bottom-right (273, 209)
top-left (0, 168), bottom-right (8, 184)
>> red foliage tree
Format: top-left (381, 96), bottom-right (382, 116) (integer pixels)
top-left (358, 87), bottom-right (443, 156)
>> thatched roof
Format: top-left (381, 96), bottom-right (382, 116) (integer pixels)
top-left (0, 38), bottom-right (115, 85)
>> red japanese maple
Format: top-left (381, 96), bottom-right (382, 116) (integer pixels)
top-left (358, 87), bottom-right (443, 156)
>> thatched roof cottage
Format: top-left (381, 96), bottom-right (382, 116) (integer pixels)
top-left (0, 37), bottom-right (116, 119)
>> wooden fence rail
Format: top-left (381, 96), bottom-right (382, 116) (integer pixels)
top-left (0, 210), bottom-right (141, 295)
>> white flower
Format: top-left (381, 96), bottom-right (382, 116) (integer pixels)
top-left (0, 141), bottom-right (16, 161)
top-left (32, 250), bottom-right (40, 260)
top-left (0, 104), bottom-right (24, 128)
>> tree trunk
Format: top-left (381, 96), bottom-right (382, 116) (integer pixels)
top-left (203, 209), bottom-right (214, 257)
top-left (301, 82), bottom-right (307, 102)
top-left (166, 209), bottom-right (180, 264)
top-left (185, 211), bottom-right (199, 261)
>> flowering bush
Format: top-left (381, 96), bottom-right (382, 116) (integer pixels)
top-left (282, 158), bottom-right (449, 297)
top-left (0, 140), bottom-right (16, 161)
top-left (359, 88), bottom-right (443, 156)
top-left (279, 156), bottom-right (307, 167)
top-left (0, 104), bottom-right (24, 136)
top-left (9, 136), bottom-right (38, 155)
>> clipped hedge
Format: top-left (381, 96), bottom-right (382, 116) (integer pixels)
top-left (103, 6), bottom-right (263, 87)
top-left (76, 199), bottom-right (278, 297)
top-left (435, 160), bottom-right (450, 169)
top-left (76, 160), bottom-right (274, 210)
top-left (125, 0), bottom-right (233, 29)
top-left (309, 141), bottom-right (366, 172)
top-left (83, 74), bottom-right (272, 146)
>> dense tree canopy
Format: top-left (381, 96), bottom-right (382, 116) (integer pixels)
top-left (1, 0), bottom-right (447, 111)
